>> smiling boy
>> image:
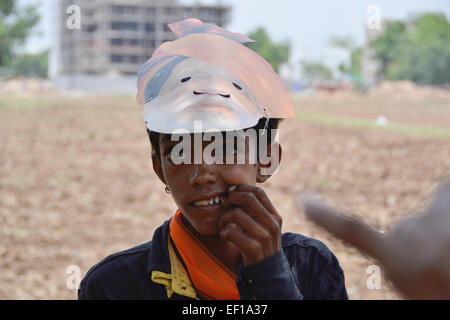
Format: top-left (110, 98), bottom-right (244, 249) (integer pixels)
top-left (78, 19), bottom-right (347, 300)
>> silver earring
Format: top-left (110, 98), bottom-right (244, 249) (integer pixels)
top-left (165, 186), bottom-right (171, 194)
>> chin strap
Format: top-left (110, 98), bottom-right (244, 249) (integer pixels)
top-left (261, 107), bottom-right (270, 136)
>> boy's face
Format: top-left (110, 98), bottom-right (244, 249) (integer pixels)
top-left (152, 132), bottom-right (280, 236)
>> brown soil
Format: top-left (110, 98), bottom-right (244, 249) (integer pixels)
top-left (1, 87), bottom-right (449, 299)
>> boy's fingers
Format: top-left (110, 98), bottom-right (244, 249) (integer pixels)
top-left (300, 197), bottom-right (389, 262)
top-left (220, 222), bottom-right (263, 264)
top-left (233, 185), bottom-right (277, 214)
top-left (229, 184), bottom-right (282, 228)
top-left (225, 191), bottom-right (281, 237)
top-left (219, 208), bottom-right (274, 253)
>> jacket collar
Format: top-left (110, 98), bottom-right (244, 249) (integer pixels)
top-left (147, 218), bottom-right (172, 275)
top-left (147, 216), bottom-right (198, 299)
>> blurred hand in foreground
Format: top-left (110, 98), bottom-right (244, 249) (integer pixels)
top-left (297, 182), bottom-right (450, 299)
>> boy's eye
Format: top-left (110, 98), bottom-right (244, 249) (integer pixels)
top-left (222, 144), bottom-right (240, 157)
top-left (166, 148), bottom-right (184, 163)
top-left (166, 146), bottom-right (192, 164)
top-left (232, 82), bottom-right (242, 90)
top-left (208, 143), bottom-right (239, 159)
top-left (181, 77), bottom-right (191, 83)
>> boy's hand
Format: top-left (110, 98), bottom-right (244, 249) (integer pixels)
top-left (297, 182), bottom-right (450, 299)
top-left (218, 184), bottom-right (283, 266)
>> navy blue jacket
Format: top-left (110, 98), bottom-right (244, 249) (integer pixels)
top-left (78, 218), bottom-right (348, 300)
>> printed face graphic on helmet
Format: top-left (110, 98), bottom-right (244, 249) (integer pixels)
top-left (142, 58), bottom-right (263, 133)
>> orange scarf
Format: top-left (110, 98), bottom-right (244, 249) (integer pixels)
top-left (169, 209), bottom-right (240, 300)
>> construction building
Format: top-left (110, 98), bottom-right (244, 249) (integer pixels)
top-left (51, 0), bottom-right (231, 92)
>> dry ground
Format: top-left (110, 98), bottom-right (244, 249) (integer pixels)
top-left (1, 85), bottom-right (449, 299)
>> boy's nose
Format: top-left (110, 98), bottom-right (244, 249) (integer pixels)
top-left (189, 164), bottom-right (217, 187)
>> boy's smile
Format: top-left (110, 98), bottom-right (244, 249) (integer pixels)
top-left (190, 191), bottom-right (226, 208)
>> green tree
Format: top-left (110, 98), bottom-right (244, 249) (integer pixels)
top-left (371, 13), bottom-right (450, 85)
top-left (329, 35), bottom-right (356, 51)
top-left (301, 61), bottom-right (334, 82)
top-left (349, 47), bottom-right (362, 76)
top-left (329, 35), bottom-right (362, 80)
top-left (0, 0), bottom-right (40, 71)
top-left (370, 20), bottom-right (407, 76)
top-left (9, 50), bottom-right (48, 78)
top-left (245, 27), bottom-right (290, 74)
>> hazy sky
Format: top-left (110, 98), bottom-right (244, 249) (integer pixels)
top-left (23, 0), bottom-right (450, 75)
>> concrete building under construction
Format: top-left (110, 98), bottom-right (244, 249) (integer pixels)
top-left (51, 0), bottom-right (231, 92)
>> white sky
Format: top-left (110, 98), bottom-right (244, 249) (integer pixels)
top-left (22, 0), bottom-right (450, 77)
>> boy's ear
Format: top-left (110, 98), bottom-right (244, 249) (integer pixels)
top-left (256, 142), bottom-right (282, 183)
top-left (151, 150), bottom-right (167, 185)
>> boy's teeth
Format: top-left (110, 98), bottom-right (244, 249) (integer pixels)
top-left (194, 196), bottom-right (222, 207)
